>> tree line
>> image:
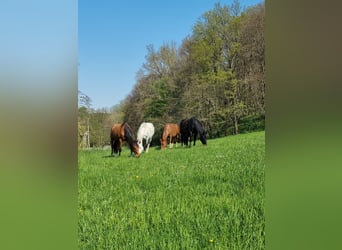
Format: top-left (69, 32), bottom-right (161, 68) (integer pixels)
top-left (79, 1), bottom-right (265, 148)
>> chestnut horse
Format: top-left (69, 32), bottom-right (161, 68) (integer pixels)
top-left (110, 122), bottom-right (141, 157)
top-left (180, 117), bottom-right (207, 146)
top-left (160, 123), bottom-right (180, 149)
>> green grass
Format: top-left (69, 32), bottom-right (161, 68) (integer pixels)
top-left (79, 131), bottom-right (265, 249)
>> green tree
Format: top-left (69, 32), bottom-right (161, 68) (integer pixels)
top-left (78, 91), bottom-right (92, 148)
top-left (120, 1), bottom-right (265, 138)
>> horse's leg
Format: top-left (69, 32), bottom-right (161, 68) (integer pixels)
top-left (170, 135), bottom-right (173, 148)
top-left (193, 132), bottom-right (197, 146)
top-left (160, 138), bottom-right (164, 149)
top-left (113, 139), bottom-right (118, 155)
top-left (132, 140), bottom-right (137, 156)
top-left (146, 137), bottom-right (151, 152)
top-left (146, 142), bottom-right (149, 152)
top-left (111, 138), bottom-right (114, 155)
top-left (118, 139), bottom-right (122, 156)
top-left (143, 138), bottom-right (147, 152)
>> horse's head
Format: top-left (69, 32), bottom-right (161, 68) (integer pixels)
top-left (137, 140), bottom-right (144, 154)
top-left (200, 131), bottom-right (207, 145)
top-left (132, 141), bottom-right (141, 157)
top-left (160, 138), bottom-right (166, 149)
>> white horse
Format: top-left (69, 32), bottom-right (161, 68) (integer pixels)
top-left (137, 122), bottom-right (155, 153)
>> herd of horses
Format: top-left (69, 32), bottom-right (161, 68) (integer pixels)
top-left (110, 117), bottom-right (207, 157)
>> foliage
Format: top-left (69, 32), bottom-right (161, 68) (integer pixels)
top-left (78, 1), bottom-right (265, 148)
top-left (122, 2), bottom-right (265, 140)
top-left (79, 131), bottom-right (265, 249)
top-left (78, 103), bottom-right (126, 148)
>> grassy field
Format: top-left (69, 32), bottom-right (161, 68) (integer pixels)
top-left (78, 131), bottom-right (265, 249)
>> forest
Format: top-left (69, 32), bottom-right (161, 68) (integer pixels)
top-left (78, 2), bottom-right (265, 148)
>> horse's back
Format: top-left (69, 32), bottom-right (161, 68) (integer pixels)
top-left (138, 122), bottom-right (155, 139)
top-left (111, 123), bottom-right (122, 139)
top-left (144, 122), bottom-right (155, 135)
top-left (171, 123), bottom-right (180, 135)
top-left (164, 123), bottom-right (180, 137)
top-left (191, 117), bottom-right (205, 133)
top-left (122, 122), bottom-right (136, 141)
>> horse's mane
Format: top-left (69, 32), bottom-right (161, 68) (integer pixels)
top-left (191, 117), bottom-right (207, 144)
top-left (191, 117), bottom-right (205, 135)
top-left (122, 122), bottom-right (137, 144)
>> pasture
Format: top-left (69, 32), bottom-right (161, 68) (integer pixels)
top-left (78, 131), bottom-right (265, 249)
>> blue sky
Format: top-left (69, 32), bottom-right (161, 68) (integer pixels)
top-left (79, 0), bottom-right (262, 110)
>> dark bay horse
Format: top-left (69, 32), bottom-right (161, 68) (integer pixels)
top-left (110, 122), bottom-right (141, 157)
top-left (180, 117), bottom-right (207, 146)
top-left (160, 123), bottom-right (180, 149)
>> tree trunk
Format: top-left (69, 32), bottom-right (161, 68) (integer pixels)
top-left (87, 118), bottom-right (90, 149)
top-left (234, 113), bottom-right (239, 135)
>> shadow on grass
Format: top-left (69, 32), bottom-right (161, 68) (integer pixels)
top-left (102, 154), bottom-right (140, 158)
top-left (102, 155), bottom-right (115, 158)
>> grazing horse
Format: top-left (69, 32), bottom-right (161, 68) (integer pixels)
top-left (160, 123), bottom-right (180, 149)
top-left (110, 122), bottom-right (141, 157)
top-left (137, 122), bottom-right (155, 153)
top-left (180, 117), bottom-right (207, 146)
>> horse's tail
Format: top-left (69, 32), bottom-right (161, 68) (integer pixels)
top-left (110, 126), bottom-right (115, 154)
top-left (151, 124), bottom-right (155, 137)
top-left (137, 123), bottom-right (145, 142)
top-left (176, 124), bottom-right (181, 142)
top-left (180, 119), bottom-right (190, 145)
top-left (113, 139), bottom-right (119, 153)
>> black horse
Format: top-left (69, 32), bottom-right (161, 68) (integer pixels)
top-left (180, 117), bottom-right (207, 146)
